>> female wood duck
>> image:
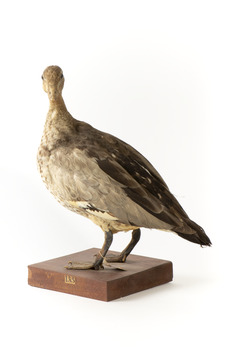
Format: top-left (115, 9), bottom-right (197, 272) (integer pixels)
top-left (38, 65), bottom-right (211, 270)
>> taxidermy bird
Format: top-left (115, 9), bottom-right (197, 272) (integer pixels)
top-left (38, 65), bottom-right (211, 270)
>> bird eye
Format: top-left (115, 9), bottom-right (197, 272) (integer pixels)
top-left (60, 74), bottom-right (64, 79)
top-left (41, 75), bottom-right (44, 80)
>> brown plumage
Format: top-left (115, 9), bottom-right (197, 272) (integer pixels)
top-left (38, 65), bottom-right (211, 270)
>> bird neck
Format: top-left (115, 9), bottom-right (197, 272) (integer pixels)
top-left (48, 94), bottom-right (67, 112)
top-left (45, 95), bottom-right (75, 133)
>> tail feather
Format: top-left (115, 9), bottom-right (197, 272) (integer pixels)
top-left (175, 220), bottom-right (212, 247)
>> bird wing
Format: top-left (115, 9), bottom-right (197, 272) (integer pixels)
top-left (86, 124), bottom-right (190, 225)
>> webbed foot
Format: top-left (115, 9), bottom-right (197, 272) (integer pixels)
top-left (105, 254), bottom-right (127, 263)
top-left (65, 230), bottom-right (113, 270)
top-left (65, 261), bottom-right (104, 270)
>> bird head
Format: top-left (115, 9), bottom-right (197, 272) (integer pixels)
top-left (41, 65), bottom-right (64, 101)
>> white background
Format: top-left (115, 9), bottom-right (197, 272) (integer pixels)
top-left (0, 0), bottom-right (232, 349)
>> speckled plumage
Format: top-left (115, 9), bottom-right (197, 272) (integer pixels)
top-left (37, 66), bottom-right (211, 269)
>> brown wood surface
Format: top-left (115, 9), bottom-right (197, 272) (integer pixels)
top-left (28, 248), bottom-right (173, 301)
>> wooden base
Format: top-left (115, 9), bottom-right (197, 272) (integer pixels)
top-left (28, 248), bottom-right (173, 301)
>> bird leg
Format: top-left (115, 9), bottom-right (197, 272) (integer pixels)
top-left (65, 230), bottom-right (113, 270)
top-left (106, 228), bottom-right (141, 263)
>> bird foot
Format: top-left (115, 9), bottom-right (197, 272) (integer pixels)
top-left (65, 259), bottom-right (126, 271)
top-left (105, 254), bottom-right (127, 263)
top-left (65, 261), bottom-right (104, 270)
